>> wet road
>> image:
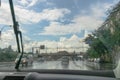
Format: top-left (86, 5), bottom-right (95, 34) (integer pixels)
top-left (0, 60), bottom-right (114, 70)
top-left (31, 60), bottom-right (90, 70)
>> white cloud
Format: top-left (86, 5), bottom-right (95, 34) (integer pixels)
top-left (24, 34), bottom-right (89, 52)
top-left (40, 22), bottom-right (80, 35)
top-left (0, 31), bottom-right (88, 52)
top-left (39, 1), bottom-right (117, 36)
top-left (59, 34), bottom-right (85, 48)
top-left (27, 0), bottom-right (39, 7)
top-left (2, 30), bottom-right (14, 41)
top-left (39, 15), bottom-right (103, 35)
top-left (19, 0), bottom-right (29, 6)
top-left (0, 0), bottom-right (118, 53)
top-left (0, 1), bottom-right (70, 24)
top-left (0, 29), bottom-right (16, 48)
top-left (34, 8), bottom-right (70, 22)
top-left (18, 0), bottom-right (55, 8)
top-left (0, 28), bottom-right (30, 50)
top-left (0, 3), bottom-right (13, 25)
top-left (18, 0), bottom-right (46, 7)
top-left (60, 37), bottom-right (67, 42)
top-left (69, 34), bottom-right (79, 41)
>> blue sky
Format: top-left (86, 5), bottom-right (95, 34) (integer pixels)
top-left (0, 0), bottom-right (119, 51)
top-left (14, 0), bottom-right (116, 41)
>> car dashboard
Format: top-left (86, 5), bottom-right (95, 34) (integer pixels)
top-left (0, 70), bottom-right (116, 80)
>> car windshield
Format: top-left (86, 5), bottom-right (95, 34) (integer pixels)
top-left (0, 0), bottom-right (120, 71)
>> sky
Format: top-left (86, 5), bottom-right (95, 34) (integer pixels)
top-left (0, 0), bottom-right (119, 52)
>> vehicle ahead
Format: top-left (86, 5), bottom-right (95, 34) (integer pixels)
top-left (15, 54), bottom-right (33, 67)
top-left (61, 56), bottom-right (69, 68)
top-left (38, 57), bottom-right (45, 62)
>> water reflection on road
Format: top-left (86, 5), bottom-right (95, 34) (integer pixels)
top-left (31, 61), bottom-right (89, 70)
top-left (0, 60), bottom-right (115, 70)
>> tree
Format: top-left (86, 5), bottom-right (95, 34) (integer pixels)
top-left (84, 1), bottom-right (120, 63)
top-left (0, 46), bottom-right (17, 62)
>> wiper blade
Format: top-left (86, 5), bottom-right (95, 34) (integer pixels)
top-left (15, 30), bottom-right (24, 70)
top-left (9, 0), bottom-right (24, 70)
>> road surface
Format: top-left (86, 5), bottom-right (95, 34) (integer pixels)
top-left (0, 60), bottom-right (114, 70)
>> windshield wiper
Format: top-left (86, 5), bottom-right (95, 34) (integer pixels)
top-left (9, 0), bottom-right (24, 70)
